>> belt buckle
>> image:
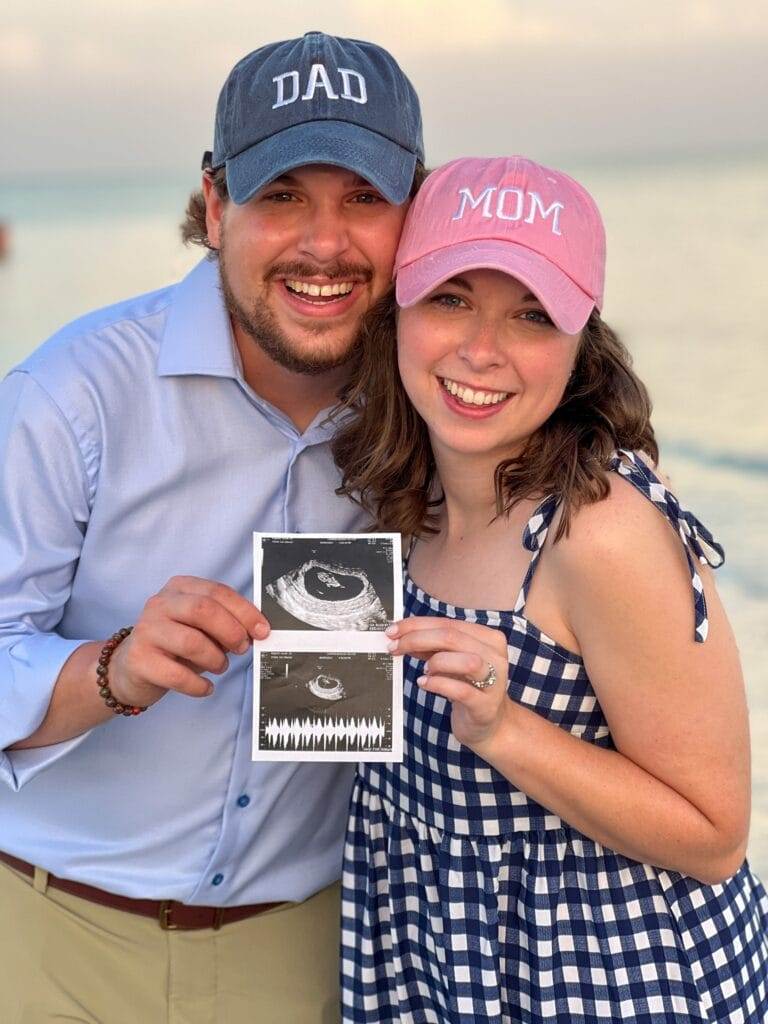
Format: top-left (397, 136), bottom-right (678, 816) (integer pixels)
top-left (158, 900), bottom-right (179, 930)
top-left (159, 900), bottom-right (225, 930)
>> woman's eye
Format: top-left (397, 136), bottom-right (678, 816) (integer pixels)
top-left (263, 191), bottom-right (297, 203)
top-left (430, 293), bottom-right (468, 310)
top-left (519, 308), bottom-right (553, 326)
top-left (351, 192), bottom-right (383, 205)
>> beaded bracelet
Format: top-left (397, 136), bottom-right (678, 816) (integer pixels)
top-left (96, 627), bottom-right (148, 717)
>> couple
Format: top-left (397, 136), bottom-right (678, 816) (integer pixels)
top-left (0, 30), bottom-right (765, 1024)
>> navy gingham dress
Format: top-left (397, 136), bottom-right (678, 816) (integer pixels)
top-left (341, 452), bottom-right (768, 1023)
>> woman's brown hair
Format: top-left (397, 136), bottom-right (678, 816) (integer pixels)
top-left (332, 293), bottom-right (658, 540)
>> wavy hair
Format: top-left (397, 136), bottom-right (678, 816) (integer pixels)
top-left (332, 293), bottom-right (658, 540)
top-left (180, 168), bottom-right (228, 253)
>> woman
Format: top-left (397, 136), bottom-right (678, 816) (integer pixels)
top-left (333, 157), bottom-right (768, 1023)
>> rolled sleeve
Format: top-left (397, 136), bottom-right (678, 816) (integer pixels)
top-left (0, 372), bottom-right (96, 786)
top-left (0, 635), bottom-right (92, 790)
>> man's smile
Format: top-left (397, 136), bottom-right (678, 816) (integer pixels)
top-left (277, 277), bottom-right (366, 318)
top-left (285, 280), bottom-right (355, 298)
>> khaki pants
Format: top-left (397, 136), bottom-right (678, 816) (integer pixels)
top-left (0, 861), bottom-right (341, 1024)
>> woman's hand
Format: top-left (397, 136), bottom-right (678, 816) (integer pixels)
top-left (386, 617), bottom-right (513, 753)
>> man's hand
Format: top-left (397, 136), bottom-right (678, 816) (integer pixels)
top-left (109, 576), bottom-right (269, 708)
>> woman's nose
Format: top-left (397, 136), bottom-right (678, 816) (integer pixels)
top-left (456, 320), bottom-right (507, 371)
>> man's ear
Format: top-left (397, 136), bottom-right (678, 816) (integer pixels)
top-left (202, 173), bottom-right (224, 250)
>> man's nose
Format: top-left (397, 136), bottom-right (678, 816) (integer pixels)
top-left (297, 206), bottom-right (351, 265)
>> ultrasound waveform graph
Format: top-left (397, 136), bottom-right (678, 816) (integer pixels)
top-left (263, 716), bottom-right (387, 752)
top-left (256, 650), bottom-right (394, 758)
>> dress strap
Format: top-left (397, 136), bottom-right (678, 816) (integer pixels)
top-left (513, 494), bottom-right (561, 615)
top-left (610, 449), bottom-right (725, 643)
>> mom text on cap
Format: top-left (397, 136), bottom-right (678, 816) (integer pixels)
top-left (452, 186), bottom-right (565, 236)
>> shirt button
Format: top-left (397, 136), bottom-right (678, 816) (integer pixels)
top-left (211, 873), bottom-right (224, 886)
top-left (236, 794), bottom-right (250, 808)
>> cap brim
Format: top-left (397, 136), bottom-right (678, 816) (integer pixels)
top-left (396, 240), bottom-right (596, 335)
top-left (225, 120), bottom-right (417, 206)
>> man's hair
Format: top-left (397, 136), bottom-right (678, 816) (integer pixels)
top-left (180, 168), bottom-right (229, 252)
top-left (180, 163), bottom-right (429, 252)
top-left (331, 296), bottom-right (658, 540)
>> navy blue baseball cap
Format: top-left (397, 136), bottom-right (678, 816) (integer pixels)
top-left (210, 32), bottom-right (423, 206)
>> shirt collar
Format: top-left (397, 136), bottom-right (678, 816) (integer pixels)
top-left (157, 258), bottom-right (239, 378)
top-left (156, 256), bottom-right (354, 444)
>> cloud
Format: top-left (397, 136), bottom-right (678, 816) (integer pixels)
top-left (0, 28), bottom-right (43, 74)
top-left (1, 0), bottom-right (767, 175)
top-left (330, 0), bottom-right (559, 54)
top-left (325, 0), bottom-right (768, 57)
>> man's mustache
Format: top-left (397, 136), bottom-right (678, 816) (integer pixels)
top-left (265, 261), bottom-right (373, 283)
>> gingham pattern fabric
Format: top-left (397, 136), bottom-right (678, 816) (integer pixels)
top-left (341, 455), bottom-right (768, 1023)
top-left (611, 449), bottom-right (724, 642)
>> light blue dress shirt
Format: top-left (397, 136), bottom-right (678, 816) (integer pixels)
top-left (0, 258), bottom-right (371, 905)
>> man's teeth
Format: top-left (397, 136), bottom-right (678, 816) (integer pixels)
top-left (441, 378), bottom-right (510, 406)
top-left (285, 280), bottom-right (355, 297)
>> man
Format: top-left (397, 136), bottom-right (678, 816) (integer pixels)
top-left (0, 32), bottom-right (423, 1024)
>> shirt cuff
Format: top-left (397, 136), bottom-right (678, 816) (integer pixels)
top-left (0, 733), bottom-right (92, 792)
top-left (0, 633), bottom-right (94, 790)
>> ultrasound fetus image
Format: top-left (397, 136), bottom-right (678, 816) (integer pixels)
top-left (261, 537), bottom-right (394, 632)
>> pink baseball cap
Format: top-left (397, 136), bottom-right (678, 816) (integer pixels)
top-left (395, 156), bottom-right (605, 334)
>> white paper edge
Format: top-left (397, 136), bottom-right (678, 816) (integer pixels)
top-left (251, 532), bottom-right (404, 763)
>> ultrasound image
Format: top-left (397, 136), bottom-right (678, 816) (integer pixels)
top-left (258, 652), bottom-right (393, 753)
top-left (260, 537), bottom-right (394, 632)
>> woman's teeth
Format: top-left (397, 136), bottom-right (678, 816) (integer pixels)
top-left (285, 280), bottom-right (355, 297)
top-left (441, 378), bottom-right (510, 406)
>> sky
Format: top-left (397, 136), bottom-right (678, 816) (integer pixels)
top-left (2, 0), bottom-right (767, 179)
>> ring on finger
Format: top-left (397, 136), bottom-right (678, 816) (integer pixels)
top-left (471, 662), bottom-right (497, 690)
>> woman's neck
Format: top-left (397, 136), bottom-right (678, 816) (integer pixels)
top-left (432, 447), bottom-right (506, 541)
top-left (411, 445), bottom-right (538, 614)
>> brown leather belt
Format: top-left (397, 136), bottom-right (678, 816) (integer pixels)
top-left (0, 851), bottom-right (285, 930)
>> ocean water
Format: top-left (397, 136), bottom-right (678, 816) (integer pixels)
top-left (1, 157), bottom-right (767, 876)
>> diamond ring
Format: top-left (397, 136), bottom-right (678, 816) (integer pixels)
top-left (471, 662), bottom-right (497, 690)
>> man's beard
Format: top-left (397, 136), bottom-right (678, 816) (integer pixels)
top-left (218, 243), bottom-right (371, 377)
